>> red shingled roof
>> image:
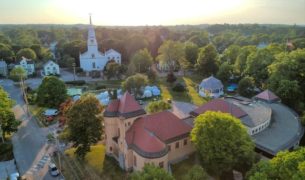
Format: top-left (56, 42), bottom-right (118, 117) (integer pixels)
top-left (118, 92), bottom-right (143, 114)
top-left (126, 111), bottom-right (192, 157)
top-left (104, 92), bottom-right (145, 118)
top-left (254, 89), bottom-right (280, 102)
top-left (190, 99), bottom-right (247, 118)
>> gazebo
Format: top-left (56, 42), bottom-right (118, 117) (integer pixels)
top-left (198, 75), bottom-right (224, 98)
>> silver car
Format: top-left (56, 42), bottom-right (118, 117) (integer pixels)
top-left (49, 163), bottom-right (60, 176)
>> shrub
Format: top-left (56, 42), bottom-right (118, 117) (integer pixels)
top-left (172, 83), bottom-right (185, 92)
top-left (95, 85), bottom-right (106, 90)
top-left (167, 73), bottom-right (177, 83)
top-left (146, 100), bottom-right (171, 113)
top-left (65, 80), bottom-right (86, 86)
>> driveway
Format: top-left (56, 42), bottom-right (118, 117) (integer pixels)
top-left (0, 79), bottom-right (60, 180)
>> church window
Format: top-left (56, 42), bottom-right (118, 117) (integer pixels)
top-left (92, 54), bottom-right (95, 58)
top-left (91, 39), bottom-right (94, 43)
top-left (92, 62), bottom-right (96, 68)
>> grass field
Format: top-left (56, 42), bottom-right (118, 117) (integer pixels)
top-left (157, 75), bottom-right (208, 106)
top-left (65, 144), bottom-right (106, 174)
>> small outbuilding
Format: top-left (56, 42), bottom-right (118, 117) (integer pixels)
top-left (253, 89), bottom-right (281, 103)
top-left (198, 75), bottom-right (224, 98)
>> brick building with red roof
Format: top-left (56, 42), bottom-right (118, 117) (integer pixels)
top-left (104, 92), bottom-right (195, 171)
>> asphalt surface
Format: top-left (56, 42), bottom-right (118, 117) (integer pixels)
top-left (0, 79), bottom-right (61, 180)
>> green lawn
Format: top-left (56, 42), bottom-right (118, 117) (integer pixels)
top-left (157, 75), bottom-right (208, 106)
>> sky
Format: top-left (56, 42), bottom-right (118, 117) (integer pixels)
top-left (0, 0), bottom-right (304, 25)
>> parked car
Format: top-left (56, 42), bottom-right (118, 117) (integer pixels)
top-left (9, 172), bottom-right (20, 180)
top-left (49, 163), bottom-right (60, 176)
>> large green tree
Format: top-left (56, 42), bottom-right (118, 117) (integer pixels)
top-left (275, 80), bottom-right (302, 108)
top-left (157, 40), bottom-right (185, 72)
top-left (122, 73), bottom-right (148, 97)
top-left (130, 48), bottom-right (153, 73)
top-left (234, 46), bottom-right (256, 77)
top-left (184, 42), bottom-right (199, 65)
top-left (191, 111), bottom-right (255, 178)
top-left (195, 44), bottom-right (219, 77)
top-left (182, 165), bottom-right (208, 180)
top-left (0, 109), bottom-right (20, 140)
top-left (0, 87), bottom-right (19, 141)
top-left (37, 76), bottom-right (67, 107)
top-left (130, 164), bottom-right (174, 180)
top-left (246, 147), bottom-right (305, 180)
top-left (104, 61), bottom-right (122, 80)
top-left (9, 67), bottom-right (27, 82)
top-left (221, 45), bottom-right (241, 64)
top-left (0, 43), bottom-right (14, 62)
top-left (16, 48), bottom-right (37, 60)
top-left (238, 76), bottom-right (256, 98)
top-left (216, 62), bottom-right (234, 84)
top-left (66, 94), bottom-right (103, 160)
top-left (245, 49), bottom-right (274, 86)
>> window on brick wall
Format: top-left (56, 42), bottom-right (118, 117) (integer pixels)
top-left (159, 161), bottom-right (164, 168)
top-left (175, 142), bottom-right (179, 149)
top-left (184, 139), bottom-right (187, 146)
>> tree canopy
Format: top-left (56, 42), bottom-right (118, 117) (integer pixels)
top-left (122, 73), bottom-right (148, 97)
top-left (146, 101), bottom-right (171, 114)
top-left (9, 67), bottom-right (27, 82)
top-left (182, 165), bottom-right (208, 180)
top-left (36, 76), bottom-right (67, 107)
top-left (66, 94), bottom-right (103, 160)
top-left (195, 44), bottom-right (219, 77)
top-left (130, 164), bottom-right (174, 180)
top-left (130, 48), bottom-right (153, 73)
top-left (246, 147), bottom-right (305, 180)
top-left (191, 111), bottom-right (255, 177)
top-left (238, 76), bottom-right (256, 98)
top-left (157, 40), bottom-right (185, 72)
top-left (16, 48), bottom-right (37, 60)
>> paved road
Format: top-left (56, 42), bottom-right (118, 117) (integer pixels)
top-left (0, 79), bottom-right (60, 180)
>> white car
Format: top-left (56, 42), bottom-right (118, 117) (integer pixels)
top-left (49, 163), bottom-right (60, 176)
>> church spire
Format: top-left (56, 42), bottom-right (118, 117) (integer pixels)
top-left (89, 13), bottom-right (92, 25)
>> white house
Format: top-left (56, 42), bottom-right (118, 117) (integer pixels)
top-left (198, 75), bottom-right (224, 98)
top-left (80, 15), bottom-right (121, 72)
top-left (15, 57), bottom-right (35, 75)
top-left (0, 60), bottom-right (8, 77)
top-left (43, 60), bottom-right (60, 76)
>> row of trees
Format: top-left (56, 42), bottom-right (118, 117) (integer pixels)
top-left (0, 87), bottom-right (20, 142)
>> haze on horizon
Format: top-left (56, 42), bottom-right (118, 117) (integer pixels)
top-left (0, 0), bottom-right (305, 26)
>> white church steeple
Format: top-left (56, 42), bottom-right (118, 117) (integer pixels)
top-left (87, 14), bottom-right (98, 52)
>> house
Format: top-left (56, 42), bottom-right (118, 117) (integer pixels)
top-left (190, 90), bottom-right (304, 156)
top-left (15, 57), bottom-right (35, 75)
top-left (104, 92), bottom-right (195, 171)
top-left (198, 75), bottom-right (224, 98)
top-left (0, 60), bottom-right (8, 77)
top-left (80, 15), bottom-right (121, 72)
top-left (43, 60), bottom-right (60, 76)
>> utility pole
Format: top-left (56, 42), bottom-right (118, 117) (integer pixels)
top-left (20, 75), bottom-right (30, 117)
top-left (72, 63), bottom-right (76, 81)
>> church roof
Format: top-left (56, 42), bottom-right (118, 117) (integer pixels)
top-left (254, 89), bottom-right (280, 103)
top-left (190, 98), bottom-right (247, 118)
top-left (105, 49), bottom-right (120, 55)
top-left (104, 92), bottom-right (146, 118)
top-left (125, 111), bottom-right (192, 158)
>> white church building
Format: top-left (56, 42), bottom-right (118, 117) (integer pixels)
top-left (80, 16), bottom-right (121, 72)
